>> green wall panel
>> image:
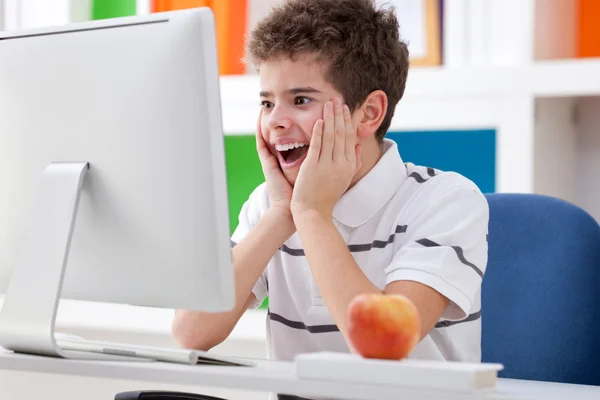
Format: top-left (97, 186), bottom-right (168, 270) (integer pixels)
top-left (224, 135), bottom-right (265, 234)
top-left (224, 135), bottom-right (268, 309)
top-left (92, 0), bottom-right (136, 20)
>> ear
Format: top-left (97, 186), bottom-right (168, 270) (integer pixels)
top-left (355, 90), bottom-right (387, 138)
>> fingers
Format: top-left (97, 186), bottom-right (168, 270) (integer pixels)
top-left (256, 107), bottom-right (263, 136)
top-left (343, 104), bottom-right (356, 163)
top-left (307, 119), bottom-right (324, 163)
top-left (255, 109), bottom-right (264, 150)
top-left (255, 109), bottom-right (271, 161)
top-left (321, 101), bottom-right (335, 159)
top-left (334, 98), bottom-right (346, 160)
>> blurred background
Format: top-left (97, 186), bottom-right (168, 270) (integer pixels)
top-left (0, 4), bottom-right (599, 397)
top-left (1, 0), bottom-right (600, 295)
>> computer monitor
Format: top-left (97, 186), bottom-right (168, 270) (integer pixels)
top-left (0, 8), bottom-right (234, 359)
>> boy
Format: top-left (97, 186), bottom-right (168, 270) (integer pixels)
top-left (173, 0), bottom-right (489, 364)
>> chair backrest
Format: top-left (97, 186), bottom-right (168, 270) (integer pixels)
top-left (482, 193), bottom-right (600, 386)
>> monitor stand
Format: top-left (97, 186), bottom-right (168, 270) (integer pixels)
top-left (0, 162), bottom-right (140, 361)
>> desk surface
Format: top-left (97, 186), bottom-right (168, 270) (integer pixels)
top-left (1, 350), bottom-right (599, 400)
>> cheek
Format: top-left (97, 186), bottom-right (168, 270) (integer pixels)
top-left (261, 120), bottom-right (270, 141)
top-left (260, 122), bottom-right (277, 155)
top-left (297, 110), bottom-right (322, 139)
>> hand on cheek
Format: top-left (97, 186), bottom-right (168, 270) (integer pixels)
top-left (290, 97), bottom-right (362, 221)
top-left (255, 109), bottom-right (295, 222)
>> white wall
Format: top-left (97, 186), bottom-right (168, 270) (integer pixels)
top-left (575, 97), bottom-right (600, 223)
top-left (533, 96), bottom-right (600, 224)
top-left (533, 97), bottom-right (578, 205)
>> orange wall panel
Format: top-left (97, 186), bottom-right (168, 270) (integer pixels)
top-left (152, 0), bottom-right (210, 12)
top-left (213, 0), bottom-right (247, 75)
top-left (152, 0), bottom-right (247, 75)
top-left (578, 0), bottom-right (600, 57)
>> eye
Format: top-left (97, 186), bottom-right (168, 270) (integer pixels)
top-left (261, 101), bottom-right (274, 110)
top-left (295, 96), bottom-right (311, 106)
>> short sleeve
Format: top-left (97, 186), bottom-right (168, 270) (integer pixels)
top-left (385, 184), bottom-right (489, 320)
top-left (230, 183), bottom-right (270, 309)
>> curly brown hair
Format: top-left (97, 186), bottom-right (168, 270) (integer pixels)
top-left (247, 0), bottom-right (410, 141)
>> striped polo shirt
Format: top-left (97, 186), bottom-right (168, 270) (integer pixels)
top-left (231, 138), bottom-right (489, 363)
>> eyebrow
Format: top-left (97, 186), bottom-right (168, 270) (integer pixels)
top-left (259, 86), bottom-right (322, 97)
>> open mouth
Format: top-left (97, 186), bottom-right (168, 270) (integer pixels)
top-left (275, 143), bottom-right (309, 167)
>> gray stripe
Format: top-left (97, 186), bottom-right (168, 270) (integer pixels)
top-left (280, 225), bottom-right (407, 256)
top-left (230, 240), bottom-right (237, 248)
top-left (271, 308), bottom-right (480, 333)
top-left (451, 246), bottom-right (484, 278)
top-left (348, 224), bottom-right (407, 252)
top-left (435, 310), bottom-right (481, 328)
top-left (407, 167), bottom-right (438, 183)
top-left (408, 172), bottom-right (428, 183)
top-left (416, 238), bottom-right (484, 278)
top-left (280, 244), bottom-right (305, 256)
top-left (268, 311), bottom-right (339, 333)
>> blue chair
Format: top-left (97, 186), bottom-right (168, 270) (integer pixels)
top-left (482, 193), bottom-right (600, 386)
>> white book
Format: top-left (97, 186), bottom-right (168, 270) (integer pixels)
top-left (136, 0), bottom-right (151, 16)
top-left (443, 0), bottom-right (469, 67)
top-left (0, 0), bottom-right (4, 30)
top-left (294, 352), bottom-right (503, 393)
top-left (466, 0), bottom-right (487, 66)
top-left (486, 0), bottom-right (535, 66)
top-left (70, 0), bottom-right (91, 23)
top-left (2, 0), bottom-right (92, 31)
top-left (18, 0), bottom-right (71, 30)
top-left (3, 0), bottom-right (20, 31)
top-left (375, 0), bottom-right (428, 61)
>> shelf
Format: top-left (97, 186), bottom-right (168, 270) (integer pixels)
top-left (219, 58), bottom-right (600, 134)
top-left (531, 58), bottom-right (600, 97)
top-left (403, 58), bottom-right (600, 98)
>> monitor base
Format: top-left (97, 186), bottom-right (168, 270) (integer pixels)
top-left (0, 162), bottom-right (90, 359)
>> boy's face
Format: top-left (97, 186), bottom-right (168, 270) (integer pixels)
top-left (259, 55), bottom-right (356, 186)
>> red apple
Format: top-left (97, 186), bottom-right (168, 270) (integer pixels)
top-left (347, 293), bottom-right (421, 360)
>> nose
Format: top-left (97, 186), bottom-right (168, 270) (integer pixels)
top-left (266, 105), bottom-right (292, 131)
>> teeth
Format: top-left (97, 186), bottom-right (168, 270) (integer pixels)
top-left (275, 142), bottom-right (306, 152)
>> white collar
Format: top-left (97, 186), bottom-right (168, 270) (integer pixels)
top-left (332, 139), bottom-right (407, 228)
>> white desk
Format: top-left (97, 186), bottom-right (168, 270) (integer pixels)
top-left (0, 298), bottom-right (598, 399)
top-left (1, 350), bottom-right (600, 400)
top-left (0, 296), bottom-right (268, 359)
